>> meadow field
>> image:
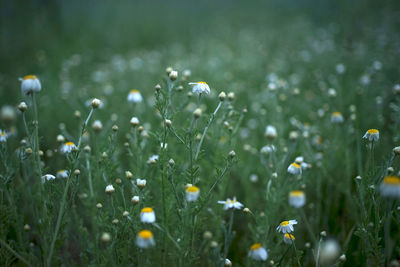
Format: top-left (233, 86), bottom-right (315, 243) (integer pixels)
top-left (1, 0), bottom-right (400, 266)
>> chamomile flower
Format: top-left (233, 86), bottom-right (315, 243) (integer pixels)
top-left (265, 125), bottom-right (277, 139)
top-left (127, 89), bottom-right (143, 103)
top-left (105, 184), bottom-right (115, 194)
top-left (276, 220), bottom-right (298, 233)
top-left (0, 130), bottom-right (7, 142)
top-left (289, 190), bottom-right (306, 208)
top-left (136, 230), bottom-right (155, 248)
top-left (283, 233), bottom-right (295, 244)
top-left (260, 145), bottom-right (276, 154)
top-left (248, 243), bottom-right (268, 261)
top-left (147, 155), bottom-right (159, 164)
top-left (363, 129), bottom-right (379, 141)
top-left (136, 179), bottom-right (147, 188)
top-left (20, 75), bottom-right (41, 95)
top-left (56, 170), bottom-right (68, 179)
top-left (186, 185), bottom-right (200, 202)
top-left (41, 174), bottom-right (56, 184)
top-left (189, 81), bottom-right (210, 95)
top-left (218, 197), bottom-right (244, 210)
top-left (85, 98), bottom-right (104, 109)
top-left (380, 176), bottom-right (400, 198)
top-left (140, 207), bottom-right (156, 223)
top-left (287, 163), bottom-right (302, 175)
top-left (61, 142), bottom-right (77, 154)
top-left (331, 112), bottom-right (344, 123)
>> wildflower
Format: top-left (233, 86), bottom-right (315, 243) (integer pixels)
top-left (105, 184), bottom-right (115, 194)
top-left (319, 239), bottom-right (340, 265)
top-left (363, 129), bottom-right (379, 141)
top-left (0, 130), bottom-right (7, 142)
top-left (92, 120), bottom-right (103, 132)
top-left (18, 102), bottom-right (28, 112)
top-left (186, 185), bottom-right (200, 202)
top-left (147, 155), bottom-right (159, 164)
top-left (287, 163), bottom-right (302, 175)
top-left (380, 176), bottom-right (400, 198)
top-left (131, 195), bottom-right (140, 204)
top-left (130, 117), bottom-right (139, 127)
top-left (41, 174), bottom-right (56, 184)
top-left (283, 233), bottom-right (295, 244)
top-left (125, 171), bottom-right (133, 179)
top-left (260, 145), bottom-right (276, 154)
top-left (140, 207), bottom-right (156, 223)
top-left (1, 106), bottom-right (16, 122)
top-left (189, 81), bottom-right (210, 95)
top-left (101, 232), bottom-right (111, 242)
top-left (265, 125), bottom-right (277, 139)
top-left (276, 220), bottom-right (298, 233)
top-left (127, 89), bottom-right (143, 103)
top-left (289, 190), bottom-right (306, 208)
top-left (224, 258), bottom-right (232, 267)
top-left (61, 142), bottom-right (77, 154)
top-left (136, 230), bottom-right (155, 248)
top-left (193, 108), bottom-right (202, 118)
top-left (331, 112), bottom-right (344, 123)
top-left (91, 98), bottom-right (101, 109)
top-left (136, 178), bottom-right (147, 188)
top-left (227, 92), bottom-right (235, 101)
top-left (218, 197), bottom-right (244, 210)
top-left (393, 146), bottom-right (400, 155)
top-left (248, 243), bottom-right (268, 261)
top-left (20, 75), bottom-right (41, 95)
top-left (56, 170), bottom-right (68, 179)
top-left (219, 92), bottom-right (226, 101)
top-left (169, 70), bottom-right (178, 80)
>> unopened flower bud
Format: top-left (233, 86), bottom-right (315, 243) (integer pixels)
top-left (101, 232), bottom-right (111, 242)
top-left (219, 91), bottom-right (226, 101)
top-left (166, 67), bottom-right (173, 75)
top-left (193, 108), bottom-right (202, 118)
top-left (18, 102), bottom-right (28, 112)
top-left (112, 125), bottom-right (118, 131)
top-left (74, 169), bottom-right (80, 176)
top-left (91, 98), bottom-right (101, 109)
top-left (96, 203), bottom-right (103, 208)
top-left (169, 70), bottom-right (178, 81)
top-left (227, 92), bottom-right (235, 101)
top-left (229, 150), bottom-right (236, 159)
top-left (165, 119), bottom-right (172, 127)
top-left (125, 171), bottom-right (133, 179)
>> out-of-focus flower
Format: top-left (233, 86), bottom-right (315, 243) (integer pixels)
top-left (283, 233), bottom-right (295, 244)
top-left (61, 142), bottom-right (77, 154)
top-left (380, 176), bottom-right (400, 198)
top-left (186, 185), bottom-right (200, 202)
top-left (189, 81), bottom-right (210, 95)
top-left (136, 230), bottom-right (155, 248)
top-left (218, 197), bottom-right (243, 210)
top-left (140, 207), bottom-right (156, 223)
top-left (289, 190), bottom-right (305, 208)
top-left (331, 112), bottom-right (344, 123)
top-left (287, 163), bottom-right (302, 175)
top-left (20, 75), bottom-right (41, 95)
top-left (248, 243), bottom-right (268, 261)
top-left (276, 220), bottom-right (297, 233)
top-left (363, 129), bottom-right (379, 141)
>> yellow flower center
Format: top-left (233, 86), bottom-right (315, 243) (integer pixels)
top-left (65, 142), bottom-right (75, 146)
top-left (290, 190), bottom-right (304, 197)
top-left (141, 207), bottom-right (153, 213)
top-left (285, 233), bottom-right (295, 240)
top-left (291, 163), bottom-right (301, 169)
top-left (130, 89), bottom-right (140, 93)
top-left (57, 170), bottom-right (65, 173)
top-left (197, 81), bottom-right (207, 84)
top-left (280, 221), bottom-right (290, 226)
top-left (0, 132), bottom-right (5, 136)
top-left (250, 243), bottom-right (262, 250)
top-left (332, 112), bottom-right (342, 116)
top-left (23, 75), bottom-right (37, 80)
top-left (186, 186), bottom-right (199, 193)
top-left (383, 176), bottom-right (400, 185)
top-left (138, 230), bottom-right (153, 239)
top-left (367, 129), bottom-right (379, 134)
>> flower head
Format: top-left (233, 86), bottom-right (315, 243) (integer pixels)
top-left (136, 178), bottom-right (147, 188)
top-left (41, 174), bottom-right (56, 184)
top-left (380, 176), bottom-right (400, 198)
top-left (265, 125), bottom-right (277, 139)
top-left (287, 163), bottom-right (302, 175)
top-left (105, 184), bottom-right (115, 194)
top-left (218, 197), bottom-right (243, 210)
top-left (189, 81), bottom-right (210, 95)
top-left (20, 75), bottom-right (41, 95)
top-left (276, 220), bottom-right (298, 233)
top-left (186, 185), bottom-right (200, 202)
top-left (283, 233), bottom-right (295, 244)
top-left (289, 190), bottom-right (306, 208)
top-left (0, 130), bottom-right (7, 142)
top-left (56, 170), bottom-right (68, 179)
top-left (363, 129), bottom-right (379, 141)
top-left (61, 142), bottom-right (77, 154)
top-left (136, 230), bottom-right (155, 248)
top-left (248, 243), bottom-right (268, 261)
top-left (331, 112), bottom-right (344, 123)
top-left (127, 89), bottom-right (143, 103)
top-left (140, 207), bottom-right (156, 223)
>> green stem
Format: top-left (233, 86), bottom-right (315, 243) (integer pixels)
top-left (0, 239), bottom-right (32, 267)
top-left (222, 210), bottom-right (234, 266)
top-left (86, 154), bottom-right (94, 197)
top-left (31, 93), bottom-right (42, 186)
top-left (292, 241), bottom-right (302, 267)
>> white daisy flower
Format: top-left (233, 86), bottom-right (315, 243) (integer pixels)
top-left (20, 75), bottom-right (41, 95)
top-left (248, 243), bottom-right (268, 261)
top-left (147, 155), bottom-right (159, 164)
top-left (265, 125), bottom-right (277, 139)
top-left (283, 233), bottom-right (295, 244)
top-left (85, 98), bottom-right (104, 109)
top-left (276, 220), bottom-right (298, 233)
top-left (189, 81), bottom-right (210, 95)
top-left (289, 190), bottom-right (306, 208)
top-left (140, 207), bottom-right (156, 223)
top-left (136, 179), bottom-right (147, 188)
top-left (186, 185), bottom-right (200, 202)
top-left (41, 174), bottom-right (56, 184)
top-left (56, 170), bottom-right (69, 179)
top-left (127, 89), bottom-right (143, 103)
top-left (131, 195), bottom-right (140, 204)
top-left (380, 176), bottom-right (400, 198)
top-left (105, 184), bottom-right (115, 194)
top-left (0, 130), bottom-right (7, 142)
top-left (260, 145), bottom-right (276, 154)
top-left (136, 230), bottom-right (155, 248)
top-left (130, 117), bottom-right (139, 126)
top-left (61, 142), bottom-right (77, 154)
top-left (218, 197), bottom-right (243, 210)
top-left (331, 112), bottom-right (344, 123)
top-left (363, 129), bottom-right (379, 141)
top-left (287, 163), bottom-right (302, 175)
